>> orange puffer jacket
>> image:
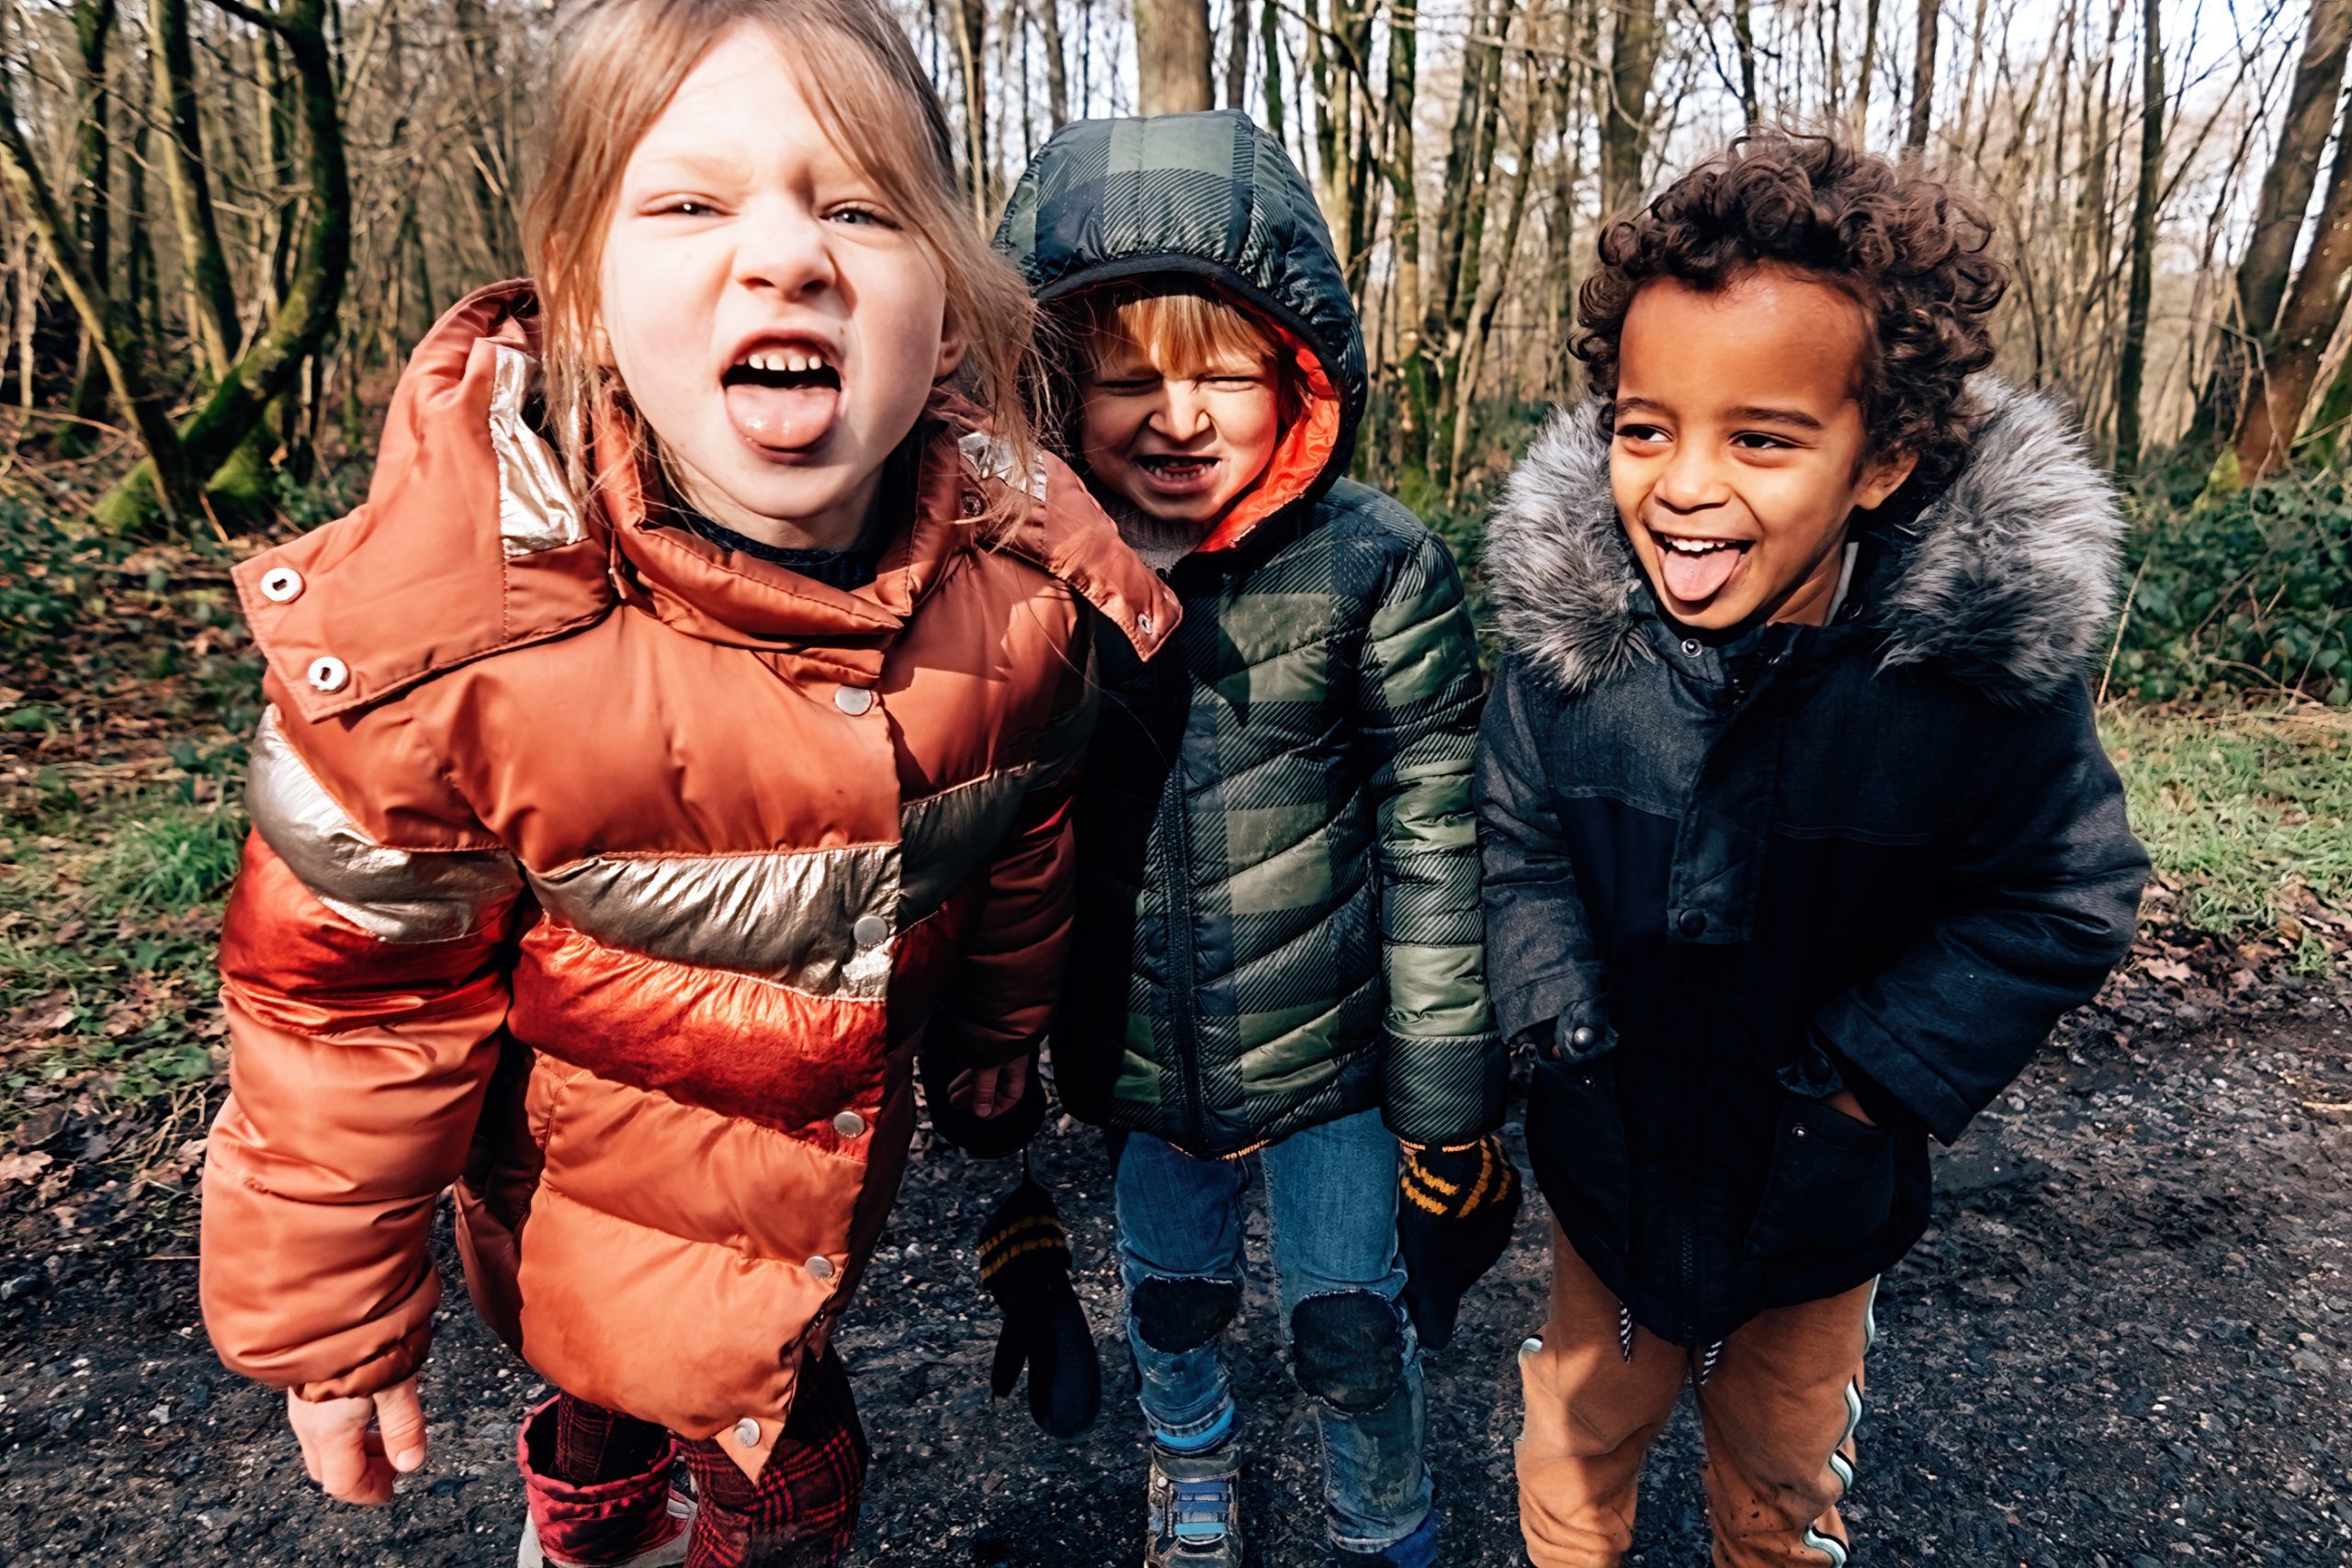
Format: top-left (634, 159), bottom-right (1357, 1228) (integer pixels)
top-left (198, 283), bottom-right (1176, 1480)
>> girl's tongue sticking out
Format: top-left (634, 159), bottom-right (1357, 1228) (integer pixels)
top-left (722, 347), bottom-right (842, 453)
top-left (1656, 534), bottom-right (1748, 606)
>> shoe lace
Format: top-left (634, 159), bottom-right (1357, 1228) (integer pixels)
top-left (1169, 1475), bottom-right (1233, 1545)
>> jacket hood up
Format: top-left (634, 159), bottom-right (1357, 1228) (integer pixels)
top-left (995, 109), bottom-right (1367, 550)
top-left (1483, 381), bottom-right (2129, 703)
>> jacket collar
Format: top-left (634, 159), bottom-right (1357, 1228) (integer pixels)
top-left (1483, 379), bottom-right (2128, 704)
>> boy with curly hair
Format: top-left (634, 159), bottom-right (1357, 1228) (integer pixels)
top-left (1477, 131), bottom-right (2149, 1565)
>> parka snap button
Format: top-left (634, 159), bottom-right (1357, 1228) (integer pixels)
top-left (1136, 612), bottom-right (1155, 636)
top-left (960, 491), bottom-right (984, 518)
top-left (832, 1110), bottom-right (865, 1137)
top-left (806, 1255), bottom-right (836, 1280)
top-left (853, 913), bottom-right (888, 947)
top-left (305, 656), bottom-right (348, 694)
top-left (259, 567), bottom-right (304, 603)
top-left (1680, 638), bottom-right (1702, 657)
top-left (1792, 1123), bottom-right (1812, 1141)
top-left (1571, 1026), bottom-right (1598, 1049)
top-left (834, 686), bottom-right (874, 716)
top-left (732, 1417), bottom-right (761, 1446)
top-left (1677, 909), bottom-right (1708, 938)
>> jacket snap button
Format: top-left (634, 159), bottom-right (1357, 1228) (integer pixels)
top-left (732, 1417), bottom-right (761, 1446)
top-left (1571, 1025), bottom-right (1598, 1050)
top-left (259, 567), bottom-right (304, 603)
top-left (960, 491), bottom-right (984, 518)
top-left (1677, 909), bottom-right (1708, 938)
top-left (834, 686), bottom-right (874, 716)
top-left (806, 1255), bottom-right (835, 1280)
top-left (1792, 1123), bottom-right (1812, 1140)
top-left (852, 913), bottom-right (888, 948)
top-left (1136, 612), bottom-right (1155, 636)
top-left (1681, 638), bottom-right (1701, 657)
top-left (305, 656), bottom-right (348, 694)
top-left (832, 1110), bottom-right (865, 1137)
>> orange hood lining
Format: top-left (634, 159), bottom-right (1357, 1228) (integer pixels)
top-left (1193, 331), bottom-right (1342, 554)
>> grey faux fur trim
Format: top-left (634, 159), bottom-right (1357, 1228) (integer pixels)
top-left (1483, 380), bottom-right (2127, 702)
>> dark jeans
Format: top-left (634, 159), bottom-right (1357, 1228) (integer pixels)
top-left (1114, 1109), bottom-right (1435, 1560)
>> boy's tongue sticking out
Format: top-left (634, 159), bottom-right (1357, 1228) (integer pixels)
top-left (1653, 532), bottom-right (1749, 608)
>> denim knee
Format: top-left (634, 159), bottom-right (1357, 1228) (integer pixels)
top-left (1132, 1275), bottom-right (1241, 1354)
top-left (1291, 1290), bottom-right (1408, 1413)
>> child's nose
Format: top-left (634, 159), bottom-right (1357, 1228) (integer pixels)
top-left (731, 200), bottom-right (837, 299)
top-left (1654, 445), bottom-right (1728, 511)
top-left (1152, 386), bottom-right (1212, 439)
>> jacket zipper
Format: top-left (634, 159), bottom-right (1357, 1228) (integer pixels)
top-left (1677, 642), bottom-right (1791, 1343)
top-left (1154, 616), bottom-right (1212, 1153)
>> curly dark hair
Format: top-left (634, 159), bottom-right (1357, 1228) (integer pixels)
top-left (1573, 130), bottom-right (2007, 487)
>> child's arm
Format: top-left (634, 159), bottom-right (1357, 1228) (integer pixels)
top-left (1474, 657), bottom-right (1613, 1057)
top-left (1811, 680), bottom-right (2147, 1143)
top-left (1357, 531), bottom-right (1506, 1145)
top-left (200, 701), bottom-right (522, 1496)
top-left (920, 626), bottom-right (1099, 1105)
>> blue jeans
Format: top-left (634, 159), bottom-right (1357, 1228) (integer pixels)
top-left (1114, 1110), bottom-right (1435, 1562)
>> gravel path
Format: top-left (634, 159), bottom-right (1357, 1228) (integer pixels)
top-left (4, 982), bottom-right (2347, 1566)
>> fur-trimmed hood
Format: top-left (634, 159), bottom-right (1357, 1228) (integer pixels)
top-left (1484, 381), bottom-right (2127, 702)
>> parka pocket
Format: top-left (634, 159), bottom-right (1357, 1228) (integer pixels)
top-left (1528, 1048), bottom-right (1632, 1254)
top-left (1743, 1093), bottom-right (1896, 1266)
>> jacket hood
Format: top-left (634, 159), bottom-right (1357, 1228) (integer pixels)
top-left (235, 281), bottom-right (1176, 723)
top-left (995, 110), bottom-right (1366, 548)
top-left (1484, 380), bottom-right (2128, 702)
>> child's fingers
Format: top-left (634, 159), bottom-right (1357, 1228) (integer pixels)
top-left (312, 1426), bottom-right (385, 1505)
top-left (947, 1067), bottom-right (977, 1111)
top-left (373, 1378), bottom-right (430, 1472)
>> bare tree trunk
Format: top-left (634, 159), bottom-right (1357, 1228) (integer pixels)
top-left (2235, 102), bottom-right (2352, 481)
top-left (2112, 0), bottom-right (2161, 471)
top-left (1904, 0), bottom-right (1939, 153)
top-left (151, 0), bottom-right (241, 380)
top-left (1447, 63), bottom-right (1541, 502)
top-left (1037, 0), bottom-right (1070, 126)
top-left (1384, 0), bottom-right (1430, 472)
top-left (96, 0), bottom-right (350, 532)
top-left (952, 0), bottom-right (989, 220)
top-left (0, 54), bottom-right (198, 521)
top-left (1136, 0), bottom-right (1216, 112)
top-left (1227, 0), bottom-right (1251, 108)
top-left (1852, 0), bottom-right (1881, 134)
top-left (1260, 0), bottom-right (1284, 142)
top-left (1599, 0), bottom-right (1661, 217)
top-left (1733, 0), bottom-right (1760, 125)
top-left (62, 0), bottom-right (120, 446)
top-left (2188, 0), bottom-right (2352, 445)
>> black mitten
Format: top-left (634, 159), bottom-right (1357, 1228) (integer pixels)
top-left (918, 1050), bottom-right (1047, 1158)
top-left (976, 1174), bottom-right (1102, 1439)
top-left (1397, 1134), bottom-right (1523, 1350)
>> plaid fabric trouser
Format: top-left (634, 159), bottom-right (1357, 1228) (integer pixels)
top-left (541, 1348), bottom-right (869, 1567)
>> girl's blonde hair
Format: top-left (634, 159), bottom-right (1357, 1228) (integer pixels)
top-left (525, 0), bottom-right (1040, 531)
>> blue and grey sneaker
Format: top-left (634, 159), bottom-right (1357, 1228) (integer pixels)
top-left (1145, 1440), bottom-right (1244, 1566)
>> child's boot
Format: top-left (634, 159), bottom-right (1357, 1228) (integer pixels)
top-left (515, 1397), bottom-right (695, 1567)
top-left (1145, 1438), bottom-right (1244, 1566)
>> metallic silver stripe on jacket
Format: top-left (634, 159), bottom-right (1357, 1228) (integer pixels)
top-left (527, 845), bottom-right (902, 1001)
top-left (490, 344), bottom-right (585, 559)
top-left (244, 705), bottom-right (522, 942)
top-left (898, 770), bottom-right (1029, 922)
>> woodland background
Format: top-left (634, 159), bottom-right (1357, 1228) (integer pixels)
top-left (0, 1), bottom-right (2349, 1561)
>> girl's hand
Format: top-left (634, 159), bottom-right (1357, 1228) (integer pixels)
top-left (286, 1377), bottom-right (428, 1506)
top-left (950, 1055), bottom-right (1031, 1120)
top-left (1826, 1089), bottom-right (1877, 1128)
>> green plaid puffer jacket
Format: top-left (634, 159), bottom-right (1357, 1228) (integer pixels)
top-left (997, 110), bottom-right (1504, 1156)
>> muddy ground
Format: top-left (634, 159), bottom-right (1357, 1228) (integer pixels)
top-left (3, 980), bottom-right (2349, 1567)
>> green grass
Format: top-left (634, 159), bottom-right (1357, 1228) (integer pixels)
top-left (2100, 704), bottom-right (2352, 959)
